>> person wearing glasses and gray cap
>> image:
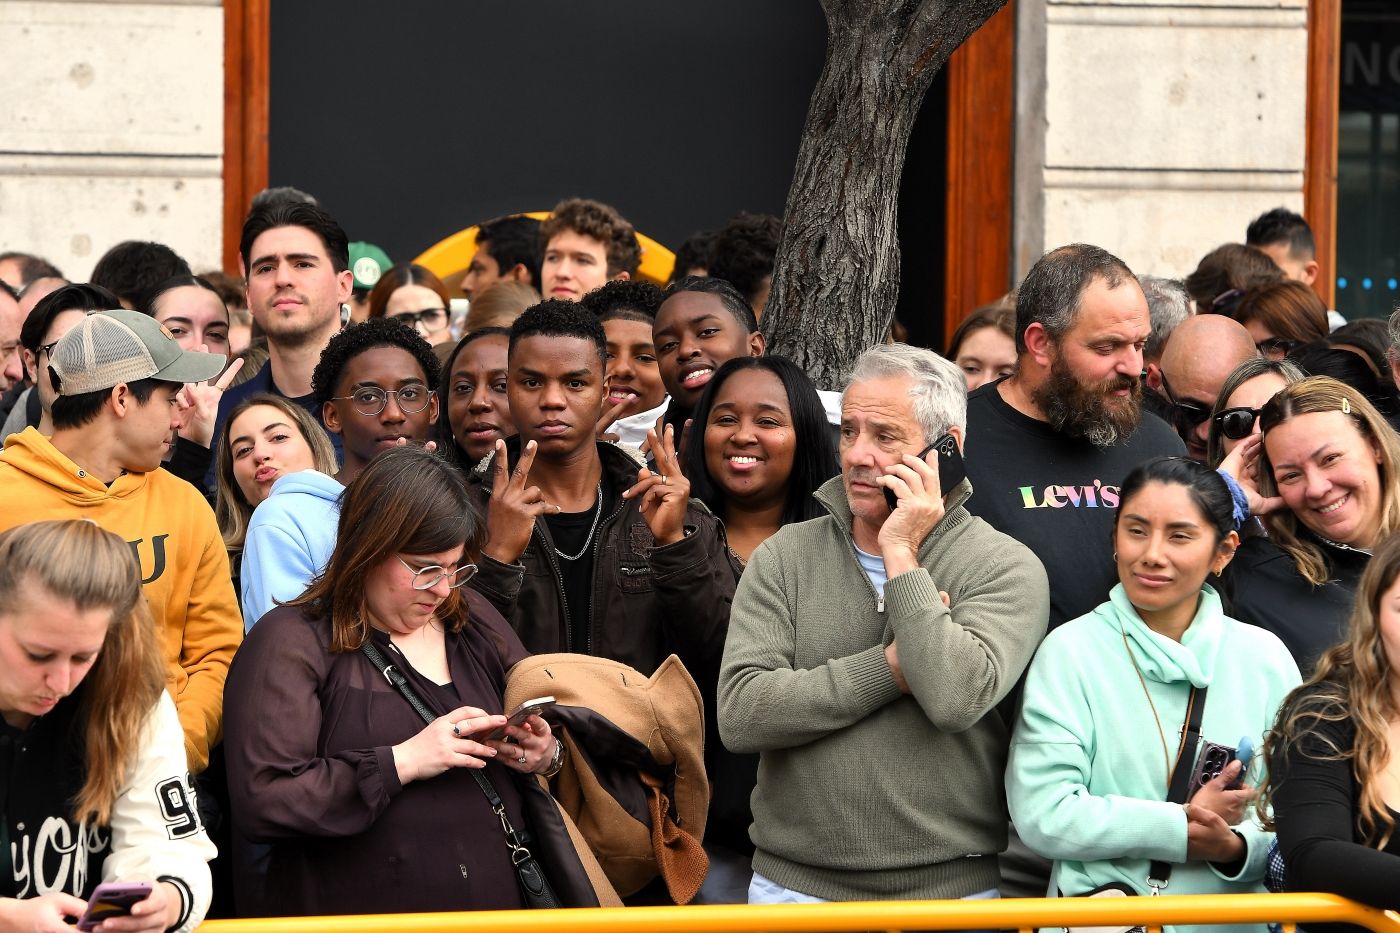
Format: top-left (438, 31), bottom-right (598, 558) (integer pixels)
top-left (0, 308), bottom-right (241, 774)
top-left (238, 318), bottom-right (440, 627)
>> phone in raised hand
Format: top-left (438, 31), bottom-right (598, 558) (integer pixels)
top-left (485, 696), bottom-right (556, 742)
top-left (883, 433), bottom-right (966, 511)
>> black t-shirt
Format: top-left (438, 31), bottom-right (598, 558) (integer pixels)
top-left (542, 484), bottom-right (617, 654)
top-left (1222, 531), bottom-right (1369, 676)
top-left (961, 378), bottom-right (1186, 630)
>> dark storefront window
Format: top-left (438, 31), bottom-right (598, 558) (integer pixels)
top-left (1336, 0), bottom-right (1400, 319)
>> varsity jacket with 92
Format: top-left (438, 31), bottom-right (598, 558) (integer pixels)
top-left (0, 690), bottom-right (216, 932)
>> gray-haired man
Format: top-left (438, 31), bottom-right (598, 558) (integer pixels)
top-left (718, 343), bottom-right (1049, 905)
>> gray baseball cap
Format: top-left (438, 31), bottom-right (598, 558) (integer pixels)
top-left (50, 309), bottom-right (227, 396)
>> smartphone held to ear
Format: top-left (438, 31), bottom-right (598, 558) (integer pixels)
top-left (77, 882), bottom-right (152, 931)
top-left (883, 433), bottom-right (966, 511)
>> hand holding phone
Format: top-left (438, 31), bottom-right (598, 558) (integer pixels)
top-left (76, 882), bottom-right (153, 931)
top-left (485, 696), bottom-right (556, 741)
top-left (883, 433), bottom-right (966, 511)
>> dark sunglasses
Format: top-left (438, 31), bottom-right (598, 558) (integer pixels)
top-left (1159, 372), bottom-right (1211, 427)
top-left (1212, 406), bottom-right (1261, 440)
top-left (1256, 337), bottom-right (1301, 357)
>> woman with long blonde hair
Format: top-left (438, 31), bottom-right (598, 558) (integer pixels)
top-left (1262, 531), bottom-right (1400, 904)
top-left (1221, 376), bottom-right (1400, 672)
top-left (0, 520), bottom-right (214, 933)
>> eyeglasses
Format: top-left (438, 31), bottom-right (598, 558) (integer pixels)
top-left (398, 557), bottom-right (478, 591)
top-left (390, 308), bottom-right (450, 333)
top-left (330, 385), bottom-right (433, 416)
top-left (1158, 372), bottom-right (1212, 427)
top-left (39, 339), bottom-right (60, 360)
top-left (1213, 406), bottom-right (1262, 441)
top-left (1256, 337), bottom-right (1301, 357)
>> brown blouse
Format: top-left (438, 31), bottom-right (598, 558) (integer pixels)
top-left (223, 592), bottom-right (533, 916)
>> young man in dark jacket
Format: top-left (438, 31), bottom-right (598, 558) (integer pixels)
top-left (467, 300), bottom-right (735, 690)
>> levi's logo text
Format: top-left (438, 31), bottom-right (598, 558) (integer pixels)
top-left (1018, 480), bottom-right (1120, 509)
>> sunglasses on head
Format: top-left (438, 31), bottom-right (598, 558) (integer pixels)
top-left (1212, 406), bottom-right (1261, 440)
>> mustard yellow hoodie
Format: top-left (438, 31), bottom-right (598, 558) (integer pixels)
top-left (0, 427), bottom-right (243, 772)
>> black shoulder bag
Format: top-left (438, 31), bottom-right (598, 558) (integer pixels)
top-left (1148, 683), bottom-right (1208, 894)
top-left (1064, 685), bottom-right (1208, 933)
top-left (359, 640), bottom-right (561, 910)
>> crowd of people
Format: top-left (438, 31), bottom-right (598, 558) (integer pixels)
top-left (3, 191), bottom-right (1400, 933)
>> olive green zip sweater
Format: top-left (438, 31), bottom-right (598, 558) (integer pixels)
top-left (717, 475), bottom-right (1050, 900)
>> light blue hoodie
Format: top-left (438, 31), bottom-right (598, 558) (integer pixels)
top-left (1007, 584), bottom-right (1300, 933)
top-left (240, 470), bottom-right (342, 629)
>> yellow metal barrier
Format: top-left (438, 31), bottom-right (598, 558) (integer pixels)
top-left (203, 893), bottom-right (1400, 933)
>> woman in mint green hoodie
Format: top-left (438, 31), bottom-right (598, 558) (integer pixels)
top-left (1008, 457), bottom-right (1300, 931)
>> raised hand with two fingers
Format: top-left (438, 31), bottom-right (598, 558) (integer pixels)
top-left (624, 424), bottom-right (690, 546)
top-left (481, 439), bottom-right (551, 565)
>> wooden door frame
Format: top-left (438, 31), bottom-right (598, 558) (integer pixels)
top-left (223, 0), bottom-right (271, 274)
top-left (944, 1), bottom-right (1017, 347)
top-left (1304, 0), bottom-right (1340, 308)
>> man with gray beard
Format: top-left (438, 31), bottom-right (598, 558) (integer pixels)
top-left (961, 243), bottom-right (1184, 633)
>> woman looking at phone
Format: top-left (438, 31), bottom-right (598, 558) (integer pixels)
top-left (1007, 458), bottom-right (1299, 922)
top-left (1220, 377), bottom-right (1400, 673)
top-left (223, 446), bottom-right (600, 916)
top-left (0, 520), bottom-right (214, 933)
top-left (1261, 533), bottom-right (1400, 907)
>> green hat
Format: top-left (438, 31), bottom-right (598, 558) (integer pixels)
top-left (348, 241), bottom-right (391, 292)
top-left (50, 309), bottom-right (227, 396)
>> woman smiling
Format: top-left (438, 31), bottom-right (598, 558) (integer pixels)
top-left (1222, 377), bottom-right (1400, 673)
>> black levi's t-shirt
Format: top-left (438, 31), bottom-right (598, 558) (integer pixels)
top-left (961, 378), bottom-right (1186, 630)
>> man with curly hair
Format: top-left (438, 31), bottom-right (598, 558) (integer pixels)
top-left (709, 212), bottom-right (781, 318)
top-left (238, 318), bottom-right (441, 627)
top-left (539, 198), bottom-right (642, 302)
top-left (579, 279), bottom-right (669, 447)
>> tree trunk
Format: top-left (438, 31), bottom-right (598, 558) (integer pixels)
top-left (763, 0), bottom-right (1009, 389)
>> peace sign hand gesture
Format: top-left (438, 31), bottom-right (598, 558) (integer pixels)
top-left (624, 424), bottom-right (690, 546)
top-left (482, 439), bottom-right (551, 565)
top-left (176, 353), bottom-right (245, 448)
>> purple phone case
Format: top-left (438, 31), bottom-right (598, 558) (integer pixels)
top-left (77, 882), bottom-right (152, 931)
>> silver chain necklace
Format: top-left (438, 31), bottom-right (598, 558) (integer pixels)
top-left (552, 482), bottom-right (604, 561)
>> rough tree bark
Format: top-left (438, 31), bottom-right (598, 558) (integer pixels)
top-left (763, 0), bottom-right (1009, 389)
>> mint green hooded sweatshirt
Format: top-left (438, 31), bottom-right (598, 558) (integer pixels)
top-left (1007, 584), bottom-right (1299, 933)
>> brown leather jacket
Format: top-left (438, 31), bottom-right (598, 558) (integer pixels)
top-left (466, 439), bottom-right (736, 685)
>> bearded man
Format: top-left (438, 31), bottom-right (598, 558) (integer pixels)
top-left (960, 243), bottom-right (1184, 633)
top-left (960, 243), bottom-right (1185, 900)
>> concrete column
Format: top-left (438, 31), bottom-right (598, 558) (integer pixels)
top-left (0, 0), bottom-right (224, 281)
top-left (1014, 0), bottom-right (1309, 280)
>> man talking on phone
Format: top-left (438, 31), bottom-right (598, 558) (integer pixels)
top-left (718, 344), bottom-right (1049, 906)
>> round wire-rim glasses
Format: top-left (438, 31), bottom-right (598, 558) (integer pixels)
top-left (398, 557), bottom-right (478, 591)
top-left (331, 385), bottom-right (434, 417)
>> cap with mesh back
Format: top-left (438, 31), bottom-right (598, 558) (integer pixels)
top-left (50, 309), bottom-right (227, 396)
top-left (348, 241), bottom-right (391, 292)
